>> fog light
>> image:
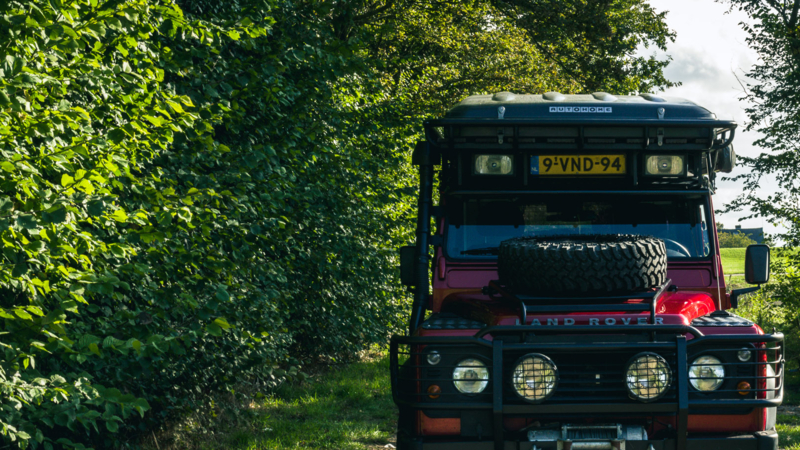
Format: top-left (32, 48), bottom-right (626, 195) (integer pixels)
top-left (427, 385), bottom-right (441, 399)
top-left (474, 154), bottom-right (514, 175)
top-left (427, 351), bottom-right (441, 365)
top-left (645, 155), bottom-right (685, 176)
top-left (737, 381), bottom-right (751, 395)
top-left (512, 354), bottom-right (558, 402)
top-left (625, 353), bottom-right (672, 401)
top-left (737, 349), bottom-right (752, 362)
top-left (453, 359), bottom-right (489, 394)
top-left (689, 355), bottom-right (725, 391)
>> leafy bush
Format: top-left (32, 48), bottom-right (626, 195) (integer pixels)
top-left (0, 0), bottom-right (675, 448)
top-left (736, 257), bottom-right (800, 368)
top-left (718, 231), bottom-right (757, 248)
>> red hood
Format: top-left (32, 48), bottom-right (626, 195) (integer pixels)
top-left (440, 290), bottom-right (716, 327)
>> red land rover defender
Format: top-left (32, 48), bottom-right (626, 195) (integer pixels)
top-left (392, 92), bottom-right (784, 450)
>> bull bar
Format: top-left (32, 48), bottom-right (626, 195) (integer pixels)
top-left (390, 325), bottom-right (784, 450)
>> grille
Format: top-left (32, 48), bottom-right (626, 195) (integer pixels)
top-left (504, 349), bottom-right (677, 404)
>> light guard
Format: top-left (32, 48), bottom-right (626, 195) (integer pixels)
top-left (512, 353), bottom-right (558, 403)
top-left (625, 352), bottom-right (672, 402)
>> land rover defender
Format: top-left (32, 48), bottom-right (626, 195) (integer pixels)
top-left (392, 92), bottom-right (784, 450)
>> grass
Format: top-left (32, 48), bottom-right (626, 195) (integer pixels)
top-left (720, 248), bottom-right (747, 274)
top-left (144, 349), bottom-right (800, 450)
top-left (240, 353), bottom-right (397, 450)
top-left (720, 247), bottom-right (800, 275)
top-left (778, 370), bottom-right (800, 450)
top-left (143, 350), bottom-right (398, 450)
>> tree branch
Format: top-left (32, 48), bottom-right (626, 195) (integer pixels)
top-left (789, 0), bottom-right (800, 27)
top-left (763, 0), bottom-right (790, 24)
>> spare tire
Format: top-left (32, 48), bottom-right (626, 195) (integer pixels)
top-left (498, 234), bottom-right (667, 296)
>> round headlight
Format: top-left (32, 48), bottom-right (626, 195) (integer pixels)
top-left (512, 354), bottom-right (558, 402)
top-left (427, 350), bottom-right (441, 365)
top-left (625, 353), bottom-right (672, 401)
top-left (453, 359), bottom-right (489, 394)
top-left (689, 355), bottom-right (725, 391)
top-left (737, 349), bottom-right (752, 362)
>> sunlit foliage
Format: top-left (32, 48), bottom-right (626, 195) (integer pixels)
top-left (0, 0), bottom-right (674, 447)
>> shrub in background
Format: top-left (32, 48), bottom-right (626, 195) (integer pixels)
top-left (718, 231), bottom-right (757, 248)
top-left (736, 258), bottom-right (800, 367)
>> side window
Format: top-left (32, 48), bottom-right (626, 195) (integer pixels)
top-left (699, 204), bottom-right (710, 257)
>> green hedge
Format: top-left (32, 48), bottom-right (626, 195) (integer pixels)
top-left (0, 0), bottom-right (674, 448)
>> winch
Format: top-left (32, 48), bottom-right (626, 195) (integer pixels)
top-left (528, 424), bottom-right (648, 450)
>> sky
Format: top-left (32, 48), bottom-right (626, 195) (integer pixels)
top-left (640, 0), bottom-right (778, 236)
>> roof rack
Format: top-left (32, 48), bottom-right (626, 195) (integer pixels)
top-left (425, 93), bottom-right (737, 152)
top-left (425, 120), bottom-right (736, 152)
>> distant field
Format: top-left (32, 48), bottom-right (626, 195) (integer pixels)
top-left (720, 248), bottom-right (747, 274)
top-left (719, 247), bottom-right (798, 274)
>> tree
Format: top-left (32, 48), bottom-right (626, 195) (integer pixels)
top-left (718, 0), bottom-right (800, 373)
top-left (0, 0), bottom-right (677, 447)
top-left (721, 0), bottom-right (800, 249)
top-left (718, 231), bottom-right (757, 248)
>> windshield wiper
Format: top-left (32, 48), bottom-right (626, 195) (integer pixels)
top-left (461, 246), bottom-right (499, 255)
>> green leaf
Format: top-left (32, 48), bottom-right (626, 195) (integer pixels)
top-left (0, 197), bottom-right (12, 213)
top-left (87, 199), bottom-right (106, 216)
top-left (0, 161), bottom-right (15, 172)
top-left (61, 174), bottom-right (75, 187)
top-left (14, 309), bottom-right (32, 320)
top-left (16, 214), bottom-right (37, 230)
top-left (107, 128), bottom-right (126, 144)
top-left (12, 262), bottom-right (29, 277)
top-left (111, 209), bottom-right (128, 222)
top-left (132, 397), bottom-right (150, 418)
top-left (16, 431), bottom-right (31, 440)
top-left (109, 244), bottom-right (125, 257)
top-left (3, 55), bottom-right (23, 76)
top-left (88, 343), bottom-right (102, 357)
top-left (213, 317), bottom-right (233, 329)
top-left (206, 322), bottom-right (222, 337)
top-left (143, 115), bottom-right (162, 127)
top-left (215, 288), bottom-right (230, 302)
top-left (43, 207), bottom-right (67, 224)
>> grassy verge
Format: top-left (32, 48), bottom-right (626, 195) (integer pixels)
top-left (778, 370), bottom-right (800, 450)
top-left (145, 348), bottom-right (800, 449)
top-left (778, 414), bottom-right (800, 450)
top-left (144, 350), bottom-right (398, 450)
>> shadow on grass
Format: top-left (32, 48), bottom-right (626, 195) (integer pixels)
top-left (211, 352), bottom-right (397, 450)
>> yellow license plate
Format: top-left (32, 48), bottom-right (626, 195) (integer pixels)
top-left (532, 155), bottom-right (626, 176)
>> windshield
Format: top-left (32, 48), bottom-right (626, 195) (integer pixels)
top-left (445, 194), bottom-right (711, 259)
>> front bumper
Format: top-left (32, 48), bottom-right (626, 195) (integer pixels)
top-left (399, 429), bottom-right (778, 450)
top-left (391, 325), bottom-right (784, 450)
